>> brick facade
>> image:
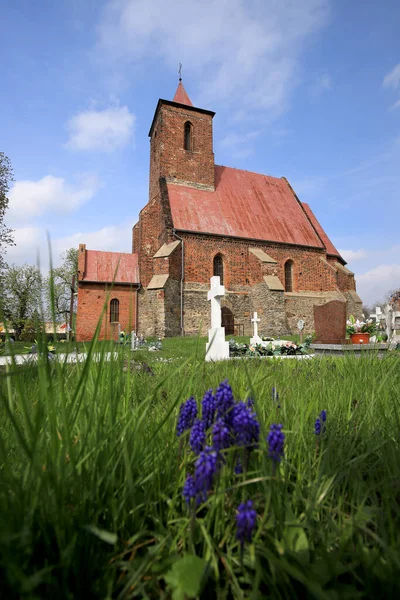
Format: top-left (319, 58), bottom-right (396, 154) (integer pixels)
top-left (76, 82), bottom-right (362, 341)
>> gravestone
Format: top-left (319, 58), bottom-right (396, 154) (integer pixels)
top-left (297, 319), bottom-right (304, 344)
top-left (131, 330), bottom-right (138, 351)
top-left (205, 276), bottom-right (230, 361)
top-left (313, 300), bottom-right (346, 344)
top-left (250, 312), bottom-right (262, 345)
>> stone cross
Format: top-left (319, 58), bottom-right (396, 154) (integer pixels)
top-left (205, 276), bottom-right (230, 362)
top-left (251, 312), bottom-right (260, 338)
top-left (207, 275), bottom-right (225, 329)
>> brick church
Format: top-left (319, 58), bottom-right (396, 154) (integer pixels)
top-left (76, 81), bottom-right (362, 341)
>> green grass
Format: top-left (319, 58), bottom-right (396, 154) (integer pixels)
top-left (1, 335), bottom-right (400, 598)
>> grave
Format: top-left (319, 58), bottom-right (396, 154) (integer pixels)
top-left (311, 300), bottom-right (390, 357)
top-left (205, 276), bottom-right (230, 362)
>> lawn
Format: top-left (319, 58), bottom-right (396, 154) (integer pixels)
top-left (0, 336), bottom-right (399, 598)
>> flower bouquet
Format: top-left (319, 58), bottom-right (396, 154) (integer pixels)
top-left (346, 315), bottom-right (377, 344)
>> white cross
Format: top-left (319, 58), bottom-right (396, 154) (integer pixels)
top-left (207, 276), bottom-right (225, 329)
top-left (251, 311), bottom-right (260, 338)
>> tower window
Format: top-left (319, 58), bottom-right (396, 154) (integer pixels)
top-left (213, 254), bottom-right (224, 285)
top-left (284, 260), bottom-right (293, 292)
top-left (110, 298), bottom-right (120, 323)
top-left (184, 121), bottom-right (193, 151)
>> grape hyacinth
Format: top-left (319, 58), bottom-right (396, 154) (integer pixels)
top-left (212, 418), bottom-right (231, 451)
top-left (215, 379), bottom-right (235, 423)
top-left (176, 396), bottom-right (197, 437)
top-left (234, 458), bottom-right (243, 474)
top-left (194, 446), bottom-right (220, 504)
top-left (236, 500), bottom-right (257, 546)
top-left (231, 402), bottom-right (260, 448)
top-left (183, 474), bottom-right (196, 505)
top-left (189, 419), bottom-right (206, 455)
top-left (267, 423), bottom-right (285, 462)
top-left (314, 410), bottom-right (327, 436)
top-left (201, 389), bottom-right (216, 430)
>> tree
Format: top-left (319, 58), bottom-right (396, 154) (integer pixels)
top-left (2, 265), bottom-right (43, 340)
top-left (0, 152), bottom-right (15, 272)
top-left (47, 248), bottom-right (78, 324)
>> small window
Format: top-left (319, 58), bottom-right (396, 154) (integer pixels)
top-left (213, 254), bottom-right (224, 285)
top-left (184, 121), bottom-right (192, 151)
top-left (284, 260), bottom-right (293, 292)
top-left (110, 298), bottom-right (120, 323)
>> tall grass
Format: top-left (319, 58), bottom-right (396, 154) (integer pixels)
top-left (1, 337), bottom-right (400, 598)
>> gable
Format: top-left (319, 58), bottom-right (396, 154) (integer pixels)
top-left (167, 166), bottom-right (328, 249)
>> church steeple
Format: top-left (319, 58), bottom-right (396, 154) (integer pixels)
top-left (173, 81), bottom-right (193, 107)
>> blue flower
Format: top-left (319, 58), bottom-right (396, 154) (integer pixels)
top-left (246, 396), bottom-right (254, 409)
top-left (212, 418), bottom-right (231, 451)
top-left (267, 423), bottom-right (285, 462)
top-left (236, 500), bottom-right (257, 545)
top-left (189, 419), bottom-right (206, 455)
top-left (315, 410), bottom-right (327, 436)
top-left (176, 396), bottom-right (197, 437)
top-left (183, 474), bottom-right (196, 505)
top-left (215, 379), bottom-right (235, 423)
top-left (194, 446), bottom-right (219, 503)
top-left (232, 402), bottom-right (260, 448)
top-left (234, 458), bottom-right (243, 474)
top-left (201, 389), bottom-right (216, 430)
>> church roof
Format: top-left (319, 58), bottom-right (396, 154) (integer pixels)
top-left (167, 166), bottom-right (343, 259)
top-left (173, 81), bottom-right (193, 106)
top-left (81, 250), bottom-right (139, 284)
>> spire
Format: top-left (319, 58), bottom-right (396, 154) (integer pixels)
top-left (173, 81), bottom-right (193, 107)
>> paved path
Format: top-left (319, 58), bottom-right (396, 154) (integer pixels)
top-left (0, 352), bottom-right (119, 366)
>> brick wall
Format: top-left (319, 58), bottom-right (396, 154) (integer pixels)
top-left (180, 233), bottom-right (344, 292)
top-left (76, 283), bottom-right (137, 341)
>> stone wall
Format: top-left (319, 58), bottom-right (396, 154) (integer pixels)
top-left (138, 287), bottom-right (165, 337)
top-left (250, 283), bottom-right (288, 336)
top-left (343, 290), bottom-right (363, 320)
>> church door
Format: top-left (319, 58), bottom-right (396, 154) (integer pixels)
top-left (221, 306), bottom-right (234, 335)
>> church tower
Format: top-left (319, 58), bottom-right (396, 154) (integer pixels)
top-left (148, 80), bottom-right (216, 199)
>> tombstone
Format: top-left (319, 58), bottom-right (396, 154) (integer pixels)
top-left (313, 300), bottom-right (346, 344)
top-left (250, 312), bottom-right (262, 345)
top-left (297, 319), bottom-right (305, 344)
top-left (205, 276), bottom-right (230, 361)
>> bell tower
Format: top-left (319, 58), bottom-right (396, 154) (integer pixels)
top-left (148, 80), bottom-right (216, 200)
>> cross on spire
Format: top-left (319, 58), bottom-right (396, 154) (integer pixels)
top-left (178, 62), bottom-right (182, 81)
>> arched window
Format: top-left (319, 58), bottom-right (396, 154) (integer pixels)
top-left (284, 260), bottom-right (293, 292)
top-left (184, 121), bottom-right (192, 151)
top-left (110, 298), bottom-right (120, 323)
top-left (213, 254), bottom-right (224, 285)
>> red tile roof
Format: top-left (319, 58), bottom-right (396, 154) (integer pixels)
top-left (173, 81), bottom-right (193, 107)
top-left (82, 250), bottom-right (139, 283)
top-left (167, 166), bottom-right (333, 250)
top-left (301, 203), bottom-right (343, 260)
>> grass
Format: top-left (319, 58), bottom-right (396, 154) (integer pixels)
top-left (1, 335), bottom-right (400, 598)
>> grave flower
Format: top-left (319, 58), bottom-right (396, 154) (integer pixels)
top-left (267, 423), bottom-right (285, 462)
top-left (346, 315), bottom-right (377, 335)
top-left (176, 396), bottom-right (197, 437)
top-left (236, 500), bottom-right (257, 546)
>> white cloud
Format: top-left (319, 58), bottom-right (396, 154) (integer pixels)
top-left (389, 98), bottom-right (400, 110)
top-left (338, 249), bottom-right (368, 262)
top-left (356, 264), bottom-right (400, 306)
top-left (66, 106), bottom-right (135, 151)
top-left (8, 174), bottom-right (100, 223)
top-left (383, 63), bottom-right (400, 89)
top-left (5, 222), bottom-right (135, 270)
top-left (97, 0), bottom-right (330, 114)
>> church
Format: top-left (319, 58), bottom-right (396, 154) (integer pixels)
top-left (76, 81), bottom-right (362, 341)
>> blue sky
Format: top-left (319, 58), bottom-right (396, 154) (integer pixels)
top-left (1, 0), bottom-right (399, 306)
